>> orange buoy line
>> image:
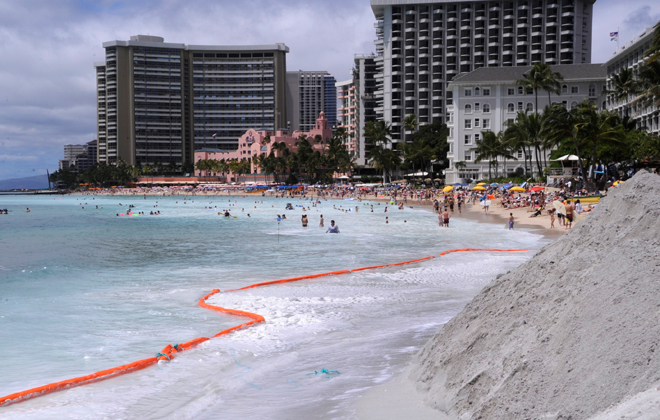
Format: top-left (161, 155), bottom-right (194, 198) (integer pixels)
top-left (0, 248), bottom-right (528, 407)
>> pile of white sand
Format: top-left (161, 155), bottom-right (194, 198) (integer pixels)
top-left (410, 171), bottom-right (660, 419)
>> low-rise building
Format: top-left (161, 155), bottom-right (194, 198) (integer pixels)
top-left (59, 140), bottom-right (98, 172)
top-left (194, 112), bottom-right (333, 181)
top-left (446, 64), bottom-right (607, 184)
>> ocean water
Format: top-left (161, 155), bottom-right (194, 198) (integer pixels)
top-left (0, 194), bottom-right (547, 419)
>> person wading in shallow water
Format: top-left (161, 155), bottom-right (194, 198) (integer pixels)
top-left (326, 220), bottom-right (339, 233)
top-left (301, 214), bottom-right (308, 227)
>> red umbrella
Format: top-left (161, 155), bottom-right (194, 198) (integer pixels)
top-left (530, 186), bottom-right (545, 192)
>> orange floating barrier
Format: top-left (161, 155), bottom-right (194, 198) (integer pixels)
top-left (1, 247), bottom-right (529, 407)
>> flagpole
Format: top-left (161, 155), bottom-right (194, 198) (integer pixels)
top-left (617, 27), bottom-right (620, 51)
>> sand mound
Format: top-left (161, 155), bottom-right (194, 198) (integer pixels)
top-left (411, 171), bottom-right (660, 420)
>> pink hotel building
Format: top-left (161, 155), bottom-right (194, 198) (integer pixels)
top-left (194, 112), bottom-right (333, 181)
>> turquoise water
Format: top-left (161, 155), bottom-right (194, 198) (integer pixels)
top-left (0, 194), bottom-right (547, 419)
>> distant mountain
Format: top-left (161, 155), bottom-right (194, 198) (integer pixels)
top-left (0, 174), bottom-right (50, 191)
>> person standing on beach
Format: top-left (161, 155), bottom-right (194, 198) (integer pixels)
top-left (549, 208), bottom-right (556, 228)
top-left (565, 200), bottom-right (574, 230)
top-left (509, 213), bottom-right (514, 230)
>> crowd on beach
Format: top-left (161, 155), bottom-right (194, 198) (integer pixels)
top-left (11, 168), bottom-right (659, 234)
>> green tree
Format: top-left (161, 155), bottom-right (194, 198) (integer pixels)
top-left (403, 114), bottom-right (418, 144)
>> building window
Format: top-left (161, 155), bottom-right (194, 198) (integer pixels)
top-left (465, 119), bottom-right (472, 129)
top-left (508, 87), bottom-right (515, 95)
top-left (475, 118), bottom-right (481, 128)
top-left (474, 133), bottom-right (480, 142)
top-left (518, 86), bottom-right (524, 95)
top-left (589, 84), bottom-right (596, 97)
top-left (518, 102), bottom-right (524, 111)
top-left (570, 101), bottom-right (578, 109)
top-left (483, 88), bottom-right (491, 96)
top-left (507, 118), bottom-right (514, 126)
top-left (517, 150), bottom-right (523, 159)
top-left (508, 103), bottom-right (515, 113)
top-left (562, 84), bottom-right (568, 94)
top-left (464, 134), bottom-right (471, 144)
top-left (475, 87), bottom-right (481, 96)
top-left (571, 86), bottom-right (579, 94)
top-left (465, 88), bottom-right (472, 96)
top-left (465, 104), bottom-right (472, 114)
top-left (526, 103), bottom-right (534, 112)
top-left (562, 100), bottom-right (568, 108)
top-left (483, 103), bottom-right (491, 113)
top-left (483, 118), bottom-right (490, 129)
top-left (474, 102), bottom-right (481, 112)
top-left (464, 150), bottom-right (472, 161)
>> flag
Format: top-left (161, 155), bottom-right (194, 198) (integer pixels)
top-left (610, 31), bottom-right (618, 41)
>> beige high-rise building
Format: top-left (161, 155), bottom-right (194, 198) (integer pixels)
top-left (95, 35), bottom-right (288, 167)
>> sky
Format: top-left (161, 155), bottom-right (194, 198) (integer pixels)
top-left (0, 0), bottom-right (658, 181)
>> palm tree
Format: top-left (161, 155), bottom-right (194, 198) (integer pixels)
top-left (403, 114), bottom-right (418, 144)
top-left (365, 121), bottom-right (395, 182)
top-left (608, 67), bottom-right (640, 118)
top-left (493, 130), bottom-right (517, 177)
top-left (473, 131), bottom-right (500, 179)
top-left (644, 21), bottom-right (660, 62)
top-left (574, 103), bottom-right (625, 173)
top-left (504, 111), bottom-right (543, 177)
top-left (542, 104), bottom-right (588, 186)
top-left (516, 63), bottom-right (563, 113)
top-left (634, 60), bottom-right (660, 114)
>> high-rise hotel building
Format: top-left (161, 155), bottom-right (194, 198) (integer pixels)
top-left (370, 0), bottom-right (596, 142)
top-left (286, 71), bottom-right (337, 132)
top-left (95, 35), bottom-right (288, 166)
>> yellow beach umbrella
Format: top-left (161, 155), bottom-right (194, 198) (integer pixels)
top-left (509, 186), bottom-right (526, 192)
top-left (477, 182), bottom-right (488, 186)
top-left (443, 186), bottom-right (453, 192)
top-left (472, 186), bottom-right (486, 191)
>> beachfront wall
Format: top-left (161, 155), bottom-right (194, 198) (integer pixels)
top-left (194, 112), bottom-right (334, 180)
top-left (445, 63), bottom-right (607, 184)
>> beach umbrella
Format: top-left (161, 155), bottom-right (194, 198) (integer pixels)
top-left (443, 186), bottom-right (453, 192)
top-left (510, 186), bottom-right (526, 192)
top-left (503, 183), bottom-right (513, 188)
top-left (490, 182), bottom-right (499, 186)
top-left (477, 182), bottom-right (488, 186)
top-left (452, 182), bottom-right (463, 186)
top-left (530, 186), bottom-right (545, 192)
top-left (472, 186), bottom-right (486, 191)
